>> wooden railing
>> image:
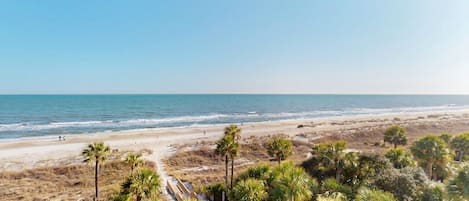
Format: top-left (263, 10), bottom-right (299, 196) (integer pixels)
top-left (167, 178), bottom-right (201, 201)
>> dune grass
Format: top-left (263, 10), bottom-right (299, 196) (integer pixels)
top-left (0, 159), bottom-right (155, 201)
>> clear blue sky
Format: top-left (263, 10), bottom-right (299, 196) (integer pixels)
top-left (1, 1), bottom-right (468, 94)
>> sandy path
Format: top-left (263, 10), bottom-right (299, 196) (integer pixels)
top-left (144, 146), bottom-right (173, 199)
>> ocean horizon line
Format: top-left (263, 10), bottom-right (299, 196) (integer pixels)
top-left (1, 93), bottom-right (469, 96)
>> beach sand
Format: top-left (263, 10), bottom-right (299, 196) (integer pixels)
top-left (1, 109), bottom-right (469, 172)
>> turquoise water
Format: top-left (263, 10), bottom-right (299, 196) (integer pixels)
top-left (1, 95), bottom-right (469, 139)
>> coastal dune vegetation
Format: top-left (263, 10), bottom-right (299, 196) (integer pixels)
top-left (0, 149), bottom-right (158, 200)
top-left (0, 142), bottom-right (165, 201)
top-left (0, 123), bottom-right (468, 201)
top-left (175, 125), bottom-right (469, 201)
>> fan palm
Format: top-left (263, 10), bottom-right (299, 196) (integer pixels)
top-left (228, 139), bottom-right (240, 189)
top-left (311, 141), bottom-right (347, 183)
top-left (267, 137), bottom-right (293, 164)
top-left (202, 182), bottom-right (226, 201)
top-left (224, 125), bottom-right (241, 140)
top-left (223, 125), bottom-right (241, 189)
top-left (121, 168), bottom-right (161, 201)
top-left (270, 161), bottom-right (313, 201)
top-left (82, 142), bottom-right (111, 200)
top-left (384, 125), bottom-right (407, 148)
top-left (450, 133), bottom-right (469, 161)
top-left (384, 148), bottom-right (415, 169)
top-left (216, 135), bottom-right (238, 191)
top-left (125, 152), bottom-right (144, 174)
top-left (411, 135), bottom-right (451, 180)
top-left (229, 178), bottom-right (268, 201)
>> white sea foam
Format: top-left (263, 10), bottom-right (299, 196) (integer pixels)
top-left (1, 104), bottom-right (468, 133)
top-left (0, 114), bottom-right (228, 132)
top-left (121, 114), bottom-right (228, 124)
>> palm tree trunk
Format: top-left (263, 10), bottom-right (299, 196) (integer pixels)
top-left (426, 162), bottom-right (433, 180)
top-left (225, 155), bottom-right (228, 200)
top-left (278, 156), bottom-right (281, 164)
top-left (231, 157), bottom-right (234, 189)
top-left (335, 168), bottom-right (340, 183)
top-left (95, 160), bottom-right (99, 200)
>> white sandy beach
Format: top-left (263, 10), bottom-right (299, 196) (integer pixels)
top-left (1, 109), bottom-right (469, 172)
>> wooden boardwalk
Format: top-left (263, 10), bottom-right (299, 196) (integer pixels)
top-left (167, 178), bottom-right (201, 201)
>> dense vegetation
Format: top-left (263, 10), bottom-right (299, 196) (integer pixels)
top-left (5, 123), bottom-right (469, 201)
top-left (77, 125), bottom-right (469, 201)
top-left (81, 142), bottom-right (162, 201)
top-left (205, 125), bottom-right (469, 201)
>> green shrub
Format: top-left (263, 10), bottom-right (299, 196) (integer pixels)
top-left (228, 179), bottom-right (267, 201)
top-left (419, 186), bottom-right (444, 201)
top-left (447, 166), bottom-right (469, 200)
top-left (356, 187), bottom-right (396, 201)
top-left (373, 167), bottom-right (429, 201)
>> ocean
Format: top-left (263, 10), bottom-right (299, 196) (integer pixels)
top-left (1, 95), bottom-right (469, 139)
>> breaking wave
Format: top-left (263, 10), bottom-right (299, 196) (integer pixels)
top-left (1, 104), bottom-right (468, 133)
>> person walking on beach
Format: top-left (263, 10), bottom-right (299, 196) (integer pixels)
top-left (59, 136), bottom-right (62, 141)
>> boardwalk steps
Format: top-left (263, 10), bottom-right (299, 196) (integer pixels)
top-left (167, 178), bottom-right (204, 201)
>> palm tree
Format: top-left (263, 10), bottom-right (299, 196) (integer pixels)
top-left (224, 124), bottom-right (241, 140)
top-left (267, 137), bottom-right (293, 164)
top-left (82, 142), bottom-right (111, 200)
top-left (342, 153), bottom-right (388, 191)
top-left (384, 125), bottom-right (407, 148)
top-left (228, 139), bottom-right (240, 189)
top-left (229, 178), bottom-right (268, 201)
top-left (450, 133), bottom-right (469, 161)
top-left (202, 182), bottom-right (226, 201)
top-left (439, 133), bottom-right (453, 144)
top-left (411, 135), bottom-right (451, 180)
top-left (384, 148), bottom-right (415, 169)
top-left (223, 125), bottom-right (242, 189)
top-left (215, 134), bottom-right (237, 193)
top-left (125, 152), bottom-right (144, 174)
top-left (270, 161), bottom-right (313, 201)
top-left (311, 141), bottom-right (347, 183)
top-left (121, 168), bottom-right (161, 201)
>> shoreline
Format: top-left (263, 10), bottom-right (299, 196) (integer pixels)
top-left (2, 107), bottom-right (469, 143)
top-left (2, 103), bottom-right (469, 141)
top-left (1, 109), bottom-right (469, 171)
